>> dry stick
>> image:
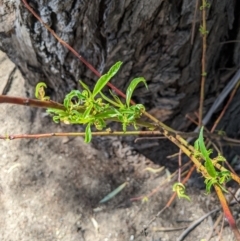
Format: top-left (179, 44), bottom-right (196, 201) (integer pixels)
top-left (185, 113), bottom-right (199, 126)
top-left (210, 81), bottom-right (240, 132)
top-left (217, 214), bottom-right (225, 241)
top-left (177, 208), bottom-right (220, 241)
top-left (205, 213), bottom-right (223, 241)
top-left (178, 149), bottom-right (182, 182)
top-left (2, 67), bottom-right (17, 95)
top-left (178, 198), bottom-right (240, 241)
top-left (211, 81), bottom-right (240, 175)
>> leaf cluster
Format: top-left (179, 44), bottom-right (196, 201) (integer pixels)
top-left (194, 127), bottom-right (231, 193)
top-left (35, 61), bottom-right (148, 142)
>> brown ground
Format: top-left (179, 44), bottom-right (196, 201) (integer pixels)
top-left (0, 50), bottom-right (237, 241)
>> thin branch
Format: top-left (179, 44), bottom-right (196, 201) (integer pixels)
top-left (21, 0), bottom-right (133, 103)
top-left (0, 130), bottom-right (164, 140)
top-left (199, 0), bottom-right (208, 126)
top-left (0, 95), bottom-right (65, 110)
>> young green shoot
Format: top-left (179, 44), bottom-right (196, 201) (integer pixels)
top-left (194, 127), bottom-right (231, 193)
top-left (35, 62), bottom-right (148, 143)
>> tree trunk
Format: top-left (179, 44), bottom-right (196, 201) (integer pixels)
top-left (0, 0), bottom-right (240, 163)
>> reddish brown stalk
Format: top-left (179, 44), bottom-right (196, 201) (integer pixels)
top-left (202, 81), bottom-right (240, 178)
top-left (185, 113), bottom-right (199, 126)
top-left (211, 81), bottom-right (240, 132)
top-left (214, 184), bottom-right (240, 241)
top-left (0, 95), bottom-right (65, 110)
top-left (21, 0), bottom-right (132, 103)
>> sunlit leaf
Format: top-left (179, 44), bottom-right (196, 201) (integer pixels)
top-left (126, 77), bottom-right (147, 107)
top-left (198, 127), bottom-right (217, 178)
top-left (92, 61), bottom-right (123, 98)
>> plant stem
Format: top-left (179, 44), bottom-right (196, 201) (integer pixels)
top-left (214, 184), bottom-right (240, 241)
top-left (0, 130), bottom-right (164, 140)
top-left (199, 0), bottom-right (208, 126)
top-left (0, 95), bottom-right (65, 110)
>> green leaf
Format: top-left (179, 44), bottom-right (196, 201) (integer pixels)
top-left (63, 90), bottom-right (84, 109)
top-left (109, 90), bottom-right (125, 107)
top-left (83, 105), bottom-right (93, 118)
top-left (100, 91), bottom-right (121, 108)
top-left (198, 127), bottom-right (217, 178)
top-left (94, 109), bottom-right (119, 119)
top-left (99, 182), bottom-right (128, 204)
top-left (172, 182), bottom-right (190, 201)
top-left (126, 77), bottom-right (148, 107)
top-left (85, 123), bottom-right (92, 143)
top-left (80, 80), bottom-right (91, 92)
top-left (35, 82), bottom-right (50, 100)
top-left (92, 61), bottom-right (123, 98)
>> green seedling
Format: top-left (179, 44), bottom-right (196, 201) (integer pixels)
top-left (173, 182), bottom-right (190, 201)
top-left (194, 127), bottom-right (231, 193)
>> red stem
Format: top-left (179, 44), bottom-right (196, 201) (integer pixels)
top-left (215, 185), bottom-right (240, 241)
top-left (0, 95), bottom-right (65, 110)
top-left (21, 0), bottom-right (133, 103)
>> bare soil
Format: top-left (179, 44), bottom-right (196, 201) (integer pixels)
top-left (0, 50), bottom-right (237, 241)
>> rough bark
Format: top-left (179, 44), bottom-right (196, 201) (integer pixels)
top-left (0, 0), bottom-right (240, 163)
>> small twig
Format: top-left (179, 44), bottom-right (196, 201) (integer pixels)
top-left (21, 0), bottom-right (132, 103)
top-left (134, 136), bottom-right (166, 143)
top-left (152, 226), bottom-right (188, 232)
top-left (185, 113), bottom-right (199, 126)
top-left (0, 95), bottom-right (65, 110)
top-left (191, 0), bottom-right (200, 45)
top-left (178, 149), bottom-right (182, 182)
top-left (179, 195), bottom-right (240, 241)
top-left (206, 213), bottom-right (223, 241)
top-left (210, 81), bottom-right (240, 132)
top-left (177, 208), bottom-right (220, 241)
top-left (2, 67), bottom-right (17, 95)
